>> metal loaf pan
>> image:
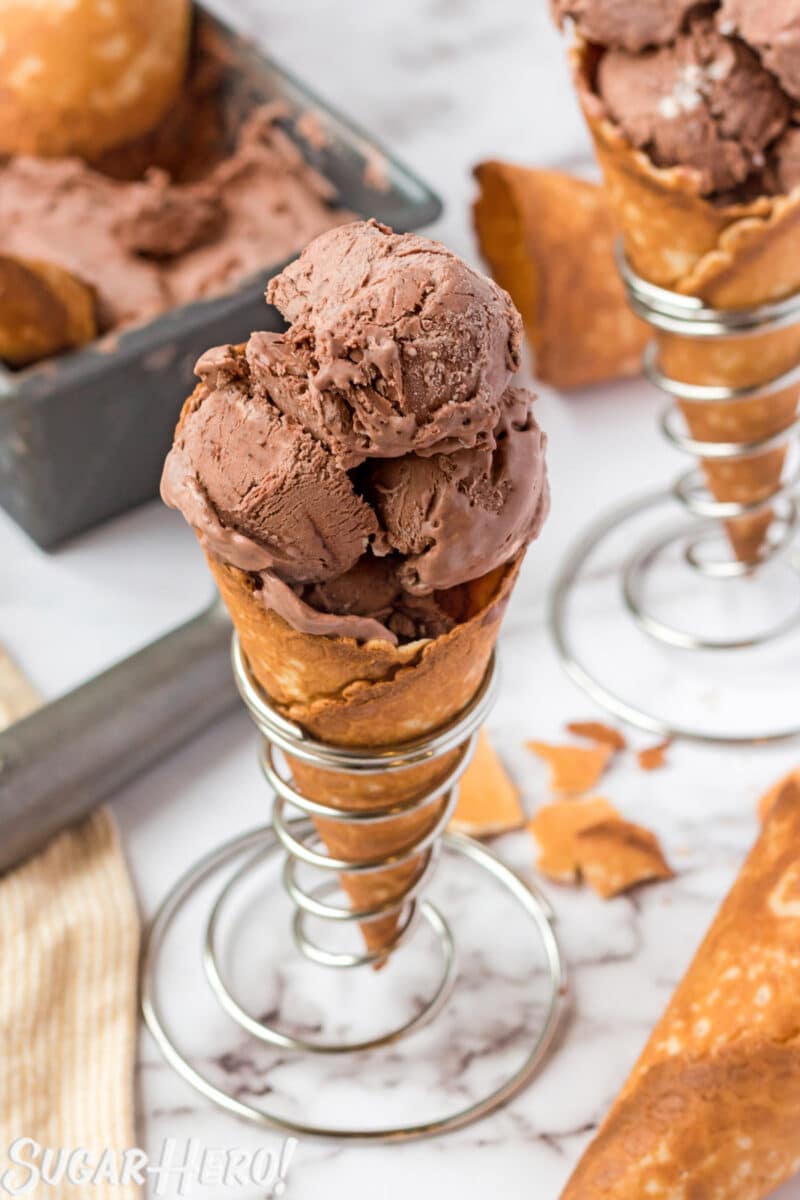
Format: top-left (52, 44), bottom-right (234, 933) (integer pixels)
top-left (0, 8), bottom-right (442, 549)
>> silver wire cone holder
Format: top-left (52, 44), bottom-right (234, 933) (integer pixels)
top-left (142, 633), bottom-right (566, 1142)
top-left (550, 245), bottom-right (800, 745)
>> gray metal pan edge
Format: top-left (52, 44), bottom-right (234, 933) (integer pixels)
top-left (0, 598), bottom-right (236, 875)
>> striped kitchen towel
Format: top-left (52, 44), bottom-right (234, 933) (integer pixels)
top-left (0, 649), bottom-right (140, 1199)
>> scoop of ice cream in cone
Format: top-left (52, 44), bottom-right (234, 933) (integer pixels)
top-left (552, 0), bottom-right (698, 54)
top-left (162, 218), bottom-right (549, 956)
top-left (597, 14), bottom-right (790, 196)
top-left (554, 0), bottom-right (800, 564)
top-left (718, 0), bottom-right (800, 103)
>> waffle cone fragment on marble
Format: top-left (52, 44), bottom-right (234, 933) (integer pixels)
top-left (560, 782), bottom-right (800, 1200)
top-left (207, 551), bottom-right (520, 959)
top-left (473, 160), bottom-right (649, 389)
top-left (573, 40), bottom-right (800, 562)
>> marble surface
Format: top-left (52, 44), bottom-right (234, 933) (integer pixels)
top-left (4, 0), bottom-right (800, 1196)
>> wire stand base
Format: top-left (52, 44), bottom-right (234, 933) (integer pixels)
top-left (550, 489), bottom-right (800, 746)
top-left (142, 823), bottom-right (566, 1142)
top-left (142, 636), bottom-right (566, 1142)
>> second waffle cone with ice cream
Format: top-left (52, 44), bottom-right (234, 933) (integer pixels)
top-left (572, 39), bottom-right (800, 564)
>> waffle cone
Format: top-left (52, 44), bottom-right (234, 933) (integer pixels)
top-left (573, 41), bottom-right (800, 561)
top-left (207, 551), bottom-right (520, 959)
top-left (472, 160), bottom-right (649, 390)
top-left (561, 783), bottom-right (800, 1199)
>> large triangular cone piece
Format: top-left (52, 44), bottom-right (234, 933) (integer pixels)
top-left (207, 553), bottom-right (519, 958)
top-left (560, 782), bottom-right (800, 1199)
top-left (572, 41), bottom-right (800, 563)
top-left (472, 161), bottom-right (650, 390)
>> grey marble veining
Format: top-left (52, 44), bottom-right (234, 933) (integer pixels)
top-left (0, 0), bottom-right (796, 1197)
top-left (120, 2), bottom-right (800, 1194)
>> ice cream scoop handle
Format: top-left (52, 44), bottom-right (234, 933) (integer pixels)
top-left (0, 598), bottom-right (237, 875)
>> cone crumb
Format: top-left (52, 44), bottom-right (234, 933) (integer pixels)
top-left (566, 720), bottom-right (627, 751)
top-left (528, 797), bottom-right (620, 883)
top-left (574, 818), bottom-right (674, 898)
top-left (450, 728), bottom-right (524, 837)
top-left (527, 740), bottom-right (613, 793)
top-left (637, 740), bottom-right (671, 771)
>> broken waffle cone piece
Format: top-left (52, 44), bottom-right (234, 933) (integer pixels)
top-left (560, 783), bottom-right (800, 1200)
top-left (574, 818), bottom-right (673, 898)
top-left (637, 740), bottom-right (671, 772)
top-left (758, 771), bottom-right (800, 823)
top-left (572, 39), bottom-right (800, 563)
top-left (0, 255), bottom-right (96, 366)
top-left (473, 160), bottom-right (648, 390)
top-left (528, 796), bottom-right (619, 883)
top-left (566, 720), bottom-right (627, 752)
top-left (207, 550), bottom-right (522, 960)
top-left (527, 739), bottom-right (613, 794)
top-left (449, 728), bottom-right (524, 837)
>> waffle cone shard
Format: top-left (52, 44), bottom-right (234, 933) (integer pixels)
top-left (472, 160), bottom-right (649, 389)
top-left (207, 553), bottom-right (520, 958)
top-left (0, 254), bottom-right (96, 366)
top-left (573, 41), bottom-right (800, 562)
top-left (560, 784), bottom-right (800, 1199)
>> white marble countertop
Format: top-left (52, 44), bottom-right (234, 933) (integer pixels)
top-left (4, 1), bottom-right (800, 1196)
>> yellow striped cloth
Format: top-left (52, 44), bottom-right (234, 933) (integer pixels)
top-left (0, 651), bottom-right (140, 1199)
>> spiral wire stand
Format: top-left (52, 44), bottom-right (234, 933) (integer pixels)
top-left (550, 247), bottom-right (800, 744)
top-left (142, 635), bottom-right (566, 1142)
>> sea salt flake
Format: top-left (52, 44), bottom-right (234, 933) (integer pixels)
top-left (706, 57), bottom-right (731, 82)
top-left (658, 96), bottom-right (681, 120)
top-left (658, 65), bottom-right (705, 121)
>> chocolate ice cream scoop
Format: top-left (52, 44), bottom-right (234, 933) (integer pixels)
top-left (245, 332), bottom-right (367, 470)
top-left (162, 345), bottom-right (377, 584)
top-left (162, 221), bottom-right (548, 645)
top-left (718, 0), bottom-right (800, 103)
top-left (553, 0), bottom-right (697, 52)
top-left (299, 557), bottom-right (456, 642)
top-left (770, 126), bottom-right (800, 193)
top-left (597, 14), bottom-right (790, 194)
top-left (265, 219), bottom-right (522, 459)
top-left (370, 388), bottom-right (549, 594)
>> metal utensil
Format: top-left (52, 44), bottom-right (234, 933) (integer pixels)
top-left (0, 598), bottom-right (236, 874)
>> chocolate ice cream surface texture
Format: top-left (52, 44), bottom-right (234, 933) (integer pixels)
top-left (559, 0), bottom-right (800, 202)
top-left (0, 106), bottom-right (346, 346)
top-left (718, 0), bottom-right (800, 102)
top-left (162, 221), bottom-right (549, 646)
top-left (553, 0), bottom-right (699, 54)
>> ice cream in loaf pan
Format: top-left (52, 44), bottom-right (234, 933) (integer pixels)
top-left (0, 105), bottom-right (347, 342)
top-left (0, 22), bottom-right (350, 357)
